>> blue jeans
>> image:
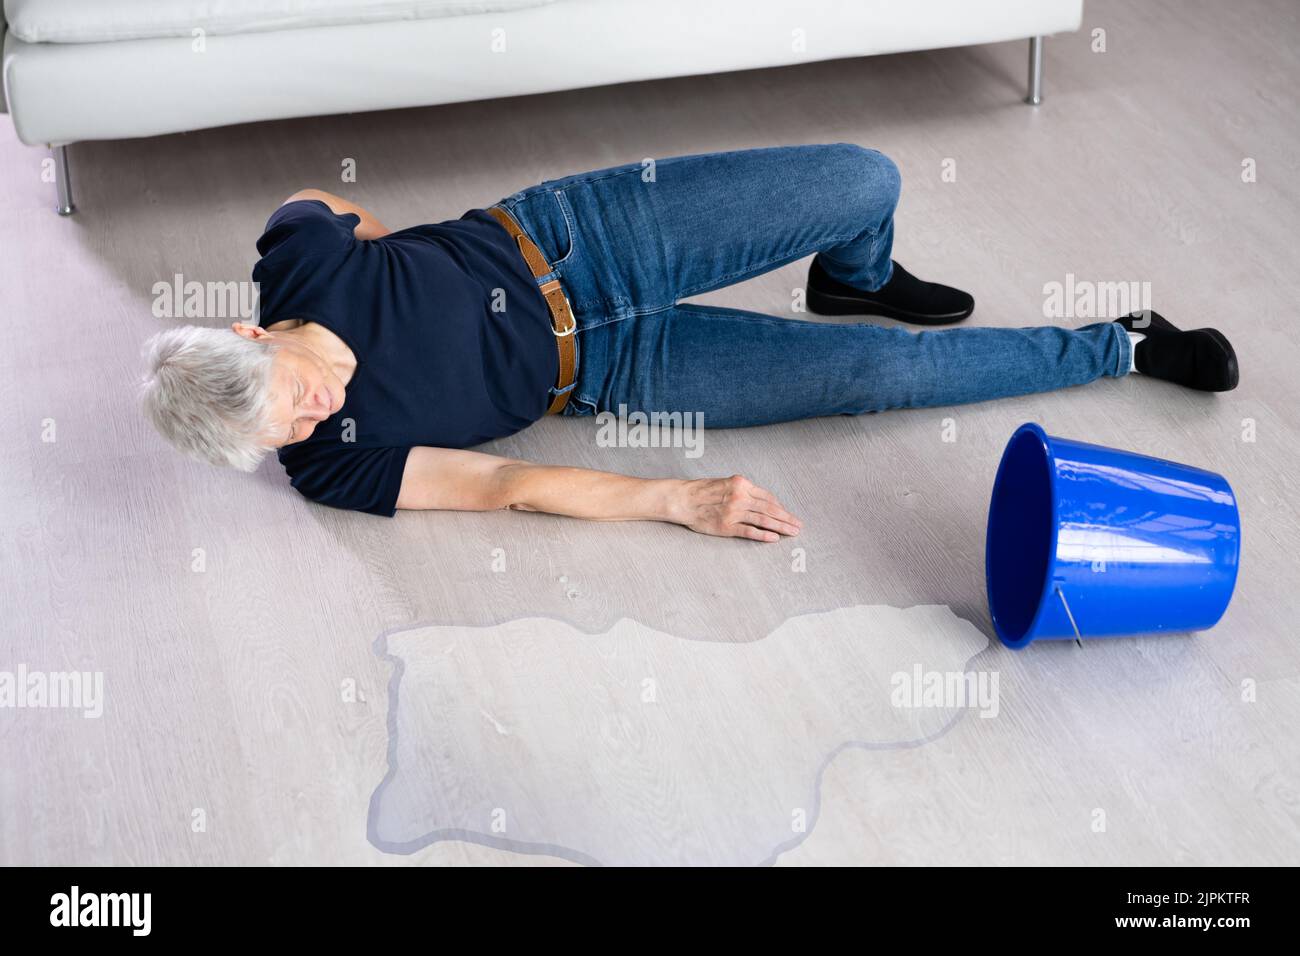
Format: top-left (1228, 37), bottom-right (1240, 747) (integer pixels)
top-left (497, 144), bottom-right (1131, 425)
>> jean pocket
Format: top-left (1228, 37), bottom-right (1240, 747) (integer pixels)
top-left (504, 187), bottom-right (574, 266)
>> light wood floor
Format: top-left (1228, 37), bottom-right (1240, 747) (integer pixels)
top-left (1, 0), bottom-right (1297, 865)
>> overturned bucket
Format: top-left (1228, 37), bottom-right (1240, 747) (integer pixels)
top-left (985, 423), bottom-right (1241, 649)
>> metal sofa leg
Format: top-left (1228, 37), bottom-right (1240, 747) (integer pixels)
top-left (1025, 36), bottom-right (1044, 105)
top-left (52, 145), bottom-right (75, 216)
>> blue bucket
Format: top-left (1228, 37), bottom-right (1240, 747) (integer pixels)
top-left (985, 423), bottom-right (1241, 649)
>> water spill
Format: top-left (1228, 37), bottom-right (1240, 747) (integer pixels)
top-left (368, 604), bottom-right (988, 865)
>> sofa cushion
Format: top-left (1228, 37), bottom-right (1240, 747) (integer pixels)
top-left (4, 0), bottom-right (557, 43)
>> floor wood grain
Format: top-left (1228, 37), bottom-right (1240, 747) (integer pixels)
top-left (1, 0), bottom-right (1297, 865)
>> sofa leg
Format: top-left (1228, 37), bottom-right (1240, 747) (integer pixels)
top-left (1025, 36), bottom-right (1044, 105)
top-left (52, 145), bottom-right (76, 216)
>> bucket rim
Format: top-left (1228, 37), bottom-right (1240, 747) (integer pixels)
top-left (987, 422), bottom-right (1060, 649)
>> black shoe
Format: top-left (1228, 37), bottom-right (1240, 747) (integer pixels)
top-left (1117, 310), bottom-right (1239, 392)
top-left (806, 256), bottom-right (974, 325)
top-left (1116, 309), bottom-right (1181, 336)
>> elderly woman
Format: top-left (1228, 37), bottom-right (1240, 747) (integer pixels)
top-left (141, 144), bottom-right (1237, 543)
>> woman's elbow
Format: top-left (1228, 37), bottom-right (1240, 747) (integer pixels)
top-left (491, 461), bottom-right (539, 512)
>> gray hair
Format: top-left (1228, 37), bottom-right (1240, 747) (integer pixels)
top-left (140, 326), bottom-right (280, 472)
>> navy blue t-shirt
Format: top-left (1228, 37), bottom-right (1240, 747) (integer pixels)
top-left (252, 199), bottom-right (556, 516)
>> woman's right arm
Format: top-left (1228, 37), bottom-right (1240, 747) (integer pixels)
top-left (395, 446), bottom-right (802, 543)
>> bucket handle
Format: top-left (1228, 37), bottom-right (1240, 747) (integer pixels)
top-left (1054, 586), bottom-right (1084, 647)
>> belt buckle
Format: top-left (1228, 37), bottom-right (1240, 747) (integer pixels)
top-left (540, 278), bottom-right (577, 337)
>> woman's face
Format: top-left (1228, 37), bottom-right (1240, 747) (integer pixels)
top-left (263, 337), bottom-right (346, 448)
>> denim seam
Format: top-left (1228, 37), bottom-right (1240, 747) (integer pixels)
top-left (866, 225), bottom-right (890, 282)
top-left (625, 301), bottom-right (682, 319)
top-left (1113, 321), bottom-right (1132, 377)
top-left (551, 165), bottom-right (651, 191)
top-left (549, 189), bottom-right (577, 265)
top-left (575, 312), bottom-right (638, 330)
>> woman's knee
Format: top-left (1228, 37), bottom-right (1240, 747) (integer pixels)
top-left (826, 143), bottom-right (901, 224)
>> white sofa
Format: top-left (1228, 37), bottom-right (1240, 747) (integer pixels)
top-left (1, 0), bottom-right (1083, 213)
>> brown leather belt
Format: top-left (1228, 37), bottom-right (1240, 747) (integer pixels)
top-left (487, 205), bottom-right (577, 416)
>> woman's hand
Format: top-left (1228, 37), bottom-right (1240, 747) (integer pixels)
top-left (668, 475), bottom-right (802, 543)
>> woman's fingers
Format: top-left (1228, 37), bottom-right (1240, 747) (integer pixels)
top-left (737, 524), bottom-right (780, 543)
top-left (743, 486), bottom-right (802, 532)
top-left (743, 509), bottom-right (800, 537)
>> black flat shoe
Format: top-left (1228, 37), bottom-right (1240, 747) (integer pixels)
top-left (1117, 311), bottom-right (1239, 392)
top-left (806, 256), bottom-right (974, 325)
